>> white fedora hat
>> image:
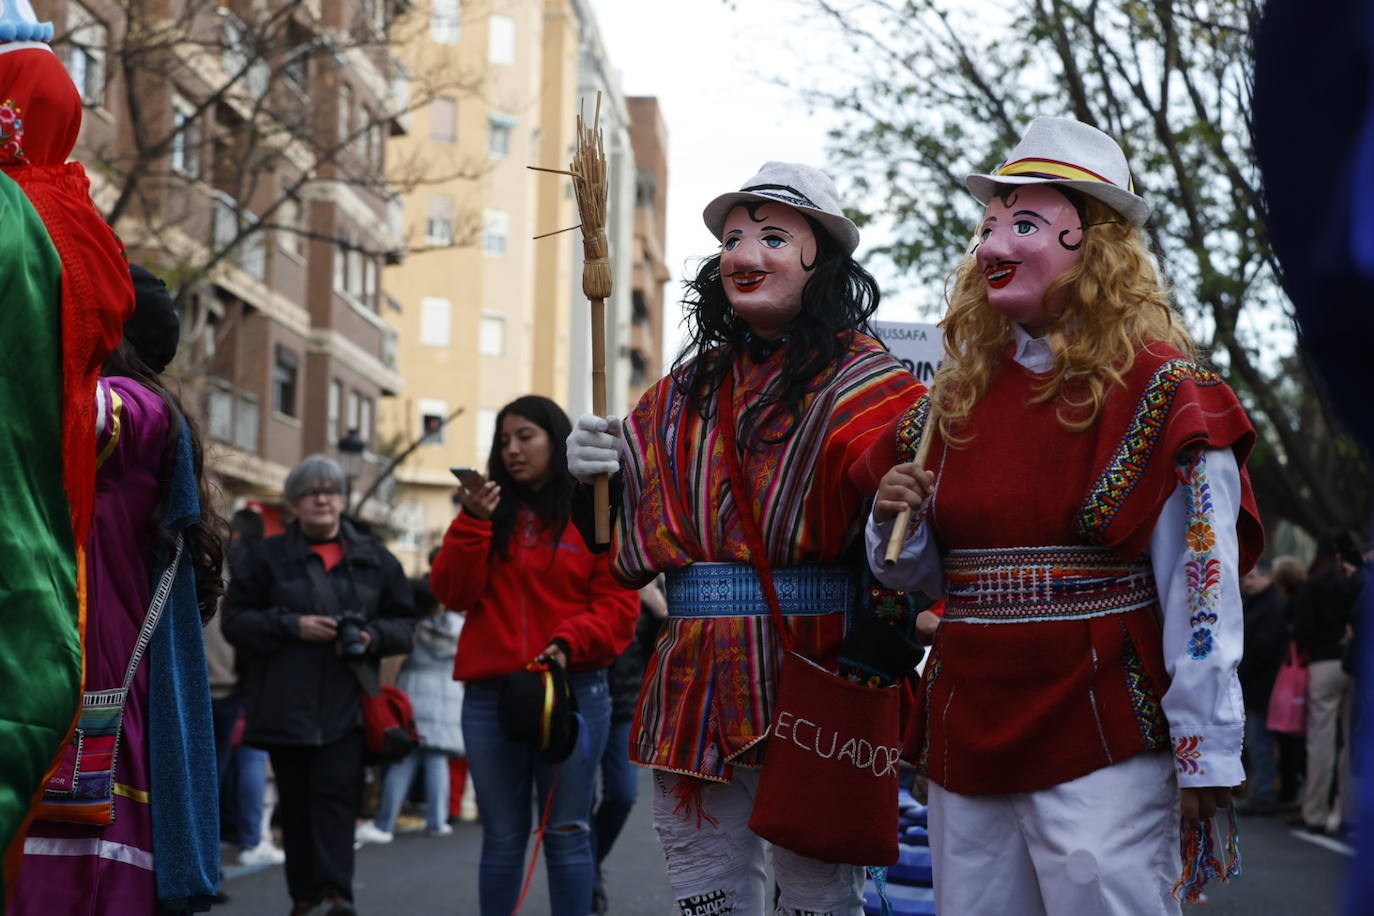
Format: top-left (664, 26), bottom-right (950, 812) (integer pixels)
top-left (965, 117), bottom-right (1150, 227)
top-left (703, 161), bottom-right (861, 255)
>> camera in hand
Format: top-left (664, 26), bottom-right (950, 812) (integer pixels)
top-left (336, 613), bottom-right (370, 657)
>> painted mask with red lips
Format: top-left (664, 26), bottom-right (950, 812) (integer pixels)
top-left (720, 202), bottom-right (817, 339)
top-left (974, 184), bottom-right (1084, 334)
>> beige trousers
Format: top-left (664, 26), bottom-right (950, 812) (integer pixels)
top-left (1302, 658), bottom-right (1352, 830)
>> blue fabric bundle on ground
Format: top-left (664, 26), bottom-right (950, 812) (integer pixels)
top-left (865, 789), bottom-right (935, 916)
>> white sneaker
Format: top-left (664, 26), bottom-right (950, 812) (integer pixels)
top-left (237, 841), bottom-right (285, 866)
top-left (353, 821), bottom-right (394, 845)
top-left (425, 823), bottom-right (454, 837)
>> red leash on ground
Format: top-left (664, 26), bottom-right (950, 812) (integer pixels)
top-left (509, 767), bottom-right (560, 915)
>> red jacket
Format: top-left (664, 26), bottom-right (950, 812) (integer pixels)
top-left (431, 508), bottom-right (639, 682)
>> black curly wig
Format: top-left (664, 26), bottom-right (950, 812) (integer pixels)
top-left (671, 208), bottom-right (881, 448)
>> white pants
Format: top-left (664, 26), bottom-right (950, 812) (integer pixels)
top-left (928, 752), bottom-right (1182, 916)
top-left (651, 768), bottom-right (866, 915)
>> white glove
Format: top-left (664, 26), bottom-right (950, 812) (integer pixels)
top-left (567, 414), bottom-right (622, 484)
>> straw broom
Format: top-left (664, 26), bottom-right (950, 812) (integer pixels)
top-left (529, 94), bottom-right (613, 543)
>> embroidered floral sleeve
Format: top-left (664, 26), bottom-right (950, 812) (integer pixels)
top-left (0, 98), bottom-right (28, 165)
top-left (1150, 447), bottom-right (1246, 789)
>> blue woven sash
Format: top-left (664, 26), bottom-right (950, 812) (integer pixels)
top-left (665, 562), bottom-right (852, 618)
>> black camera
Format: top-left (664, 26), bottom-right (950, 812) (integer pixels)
top-left (336, 613), bottom-right (370, 657)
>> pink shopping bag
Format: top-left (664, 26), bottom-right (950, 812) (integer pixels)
top-left (1266, 642), bottom-right (1308, 735)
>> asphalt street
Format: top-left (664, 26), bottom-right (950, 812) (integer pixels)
top-left (215, 768), bottom-right (1353, 915)
top-left (214, 766), bottom-right (675, 915)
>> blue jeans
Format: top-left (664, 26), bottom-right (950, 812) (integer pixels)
top-left (236, 745), bottom-right (270, 849)
top-left (1245, 706), bottom-right (1280, 804)
top-left (463, 670), bottom-right (611, 916)
top-left (211, 694), bottom-right (244, 787)
top-left (376, 748), bottom-right (451, 832)
top-left (593, 718), bottom-right (638, 881)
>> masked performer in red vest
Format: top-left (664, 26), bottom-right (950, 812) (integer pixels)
top-left (860, 117), bottom-right (1264, 914)
top-left (568, 163), bottom-right (922, 914)
top-left (0, 6), bottom-right (134, 898)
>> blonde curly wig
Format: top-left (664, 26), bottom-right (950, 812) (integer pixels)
top-left (933, 192), bottom-right (1196, 442)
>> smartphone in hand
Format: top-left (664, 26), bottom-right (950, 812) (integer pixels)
top-left (450, 466), bottom-right (485, 490)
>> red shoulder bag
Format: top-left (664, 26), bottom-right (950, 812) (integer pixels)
top-left (716, 371), bottom-right (900, 867)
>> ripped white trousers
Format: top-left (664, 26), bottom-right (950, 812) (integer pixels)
top-left (928, 751), bottom-right (1182, 916)
top-left (651, 768), bottom-right (866, 916)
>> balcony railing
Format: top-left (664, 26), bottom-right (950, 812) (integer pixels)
top-left (388, 59), bottom-right (412, 137)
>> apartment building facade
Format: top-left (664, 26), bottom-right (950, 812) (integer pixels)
top-left (381, 0), bottom-right (652, 572)
top-left (563, 0), bottom-right (634, 423)
top-left (42, 0), bottom-right (409, 526)
top-left (625, 96), bottom-right (669, 409)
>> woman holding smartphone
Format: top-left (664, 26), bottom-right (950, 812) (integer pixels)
top-left (430, 395), bottom-right (639, 916)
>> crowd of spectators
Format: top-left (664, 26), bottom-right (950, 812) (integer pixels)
top-left (1239, 529), bottom-right (1369, 843)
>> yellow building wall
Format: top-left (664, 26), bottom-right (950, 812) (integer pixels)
top-left (531, 0), bottom-right (579, 403)
top-left (381, 0), bottom-right (579, 574)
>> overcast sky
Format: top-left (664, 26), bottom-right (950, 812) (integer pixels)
top-left (588, 0), bottom-right (930, 359)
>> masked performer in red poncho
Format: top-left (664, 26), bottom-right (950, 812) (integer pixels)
top-left (860, 117), bottom-right (1264, 914)
top-left (0, 3), bottom-right (135, 900)
top-left (568, 163), bottom-right (923, 915)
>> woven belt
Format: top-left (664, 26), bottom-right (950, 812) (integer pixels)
top-left (943, 545), bottom-right (1157, 624)
top-left (665, 563), bottom-right (852, 618)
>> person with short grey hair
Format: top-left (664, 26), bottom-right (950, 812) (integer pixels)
top-left (224, 454), bottom-right (417, 916)
top-left (283, 454), bottom-right (348, 505)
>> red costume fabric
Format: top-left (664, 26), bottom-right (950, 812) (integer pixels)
top-left (0, 47), bottom-right (134, 542)
top-left (617, 334), bottom-right (922, 781)
top-left (855, 342), bottom-right (1263, 795)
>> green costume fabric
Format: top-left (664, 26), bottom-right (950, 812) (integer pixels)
top-left (0, 168), bottom-right (79, 893)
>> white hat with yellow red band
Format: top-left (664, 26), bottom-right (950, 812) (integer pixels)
top-left (965, 116), bottom-right (1150, 227)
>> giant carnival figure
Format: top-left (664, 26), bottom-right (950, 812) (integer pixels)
top-left (1252, 4), bottom-right (1374, 910)
top-left (0, 0), bottom-right (135, 899)
top-left (863, 116), bottom-right (1264, 914)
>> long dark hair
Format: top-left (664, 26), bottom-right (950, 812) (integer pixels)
top-left (103, 341), bottom-right (228, 622)
top-left (486, 395), bottom-right (575, 560)
top-left (672, 213), bottom-right (882, 447)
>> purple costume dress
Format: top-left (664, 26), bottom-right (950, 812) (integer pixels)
top-left (12, 377), bottom-right (170, 914)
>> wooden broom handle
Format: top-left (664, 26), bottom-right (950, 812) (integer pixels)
top-left (590, 297), bottom-right (610, 544)
top-left (883, 402), bottom-right (939, 568)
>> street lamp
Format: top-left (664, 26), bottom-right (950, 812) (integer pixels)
top-left (337, 428), bottom-right (366, 510)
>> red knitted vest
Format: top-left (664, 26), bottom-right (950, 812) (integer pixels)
top-left (886, 344), bottom-right (1262, 795)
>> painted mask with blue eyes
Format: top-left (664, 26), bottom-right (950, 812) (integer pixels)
top-left (973, 184), bottom-right (1084, 334)
top-left (720, 201), bottom-right (818, 340)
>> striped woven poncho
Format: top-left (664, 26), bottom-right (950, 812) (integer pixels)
top-left (616, 332), bottom-right (921, 782)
